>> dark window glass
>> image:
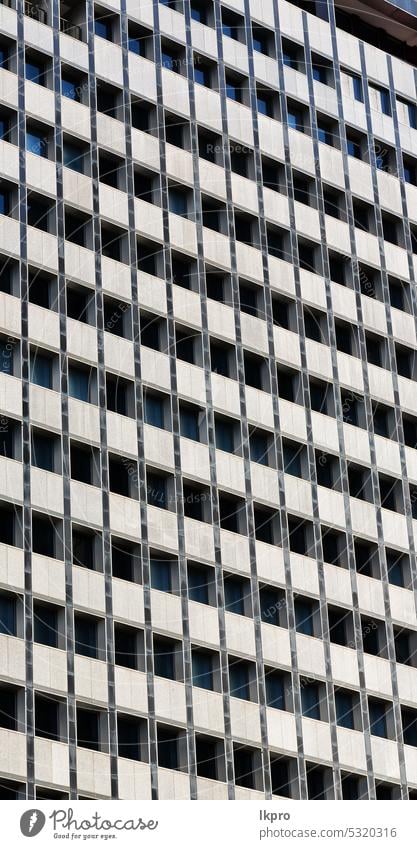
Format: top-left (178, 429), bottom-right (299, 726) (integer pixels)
top-left (0, 595), bottom-right (16, 636)
top-left (150, 559), bottom-right (171, 592)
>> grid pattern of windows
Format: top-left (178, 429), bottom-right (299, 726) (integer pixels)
top-left (0, 0), bottom-right (416, 803)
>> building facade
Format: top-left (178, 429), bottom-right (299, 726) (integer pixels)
top-left (0, 0), bottom-right (417, 801)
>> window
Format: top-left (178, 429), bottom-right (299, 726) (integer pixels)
top-left (180, 405), bottom-right (201, 442)
top-left (250, 430), bottom-right (270, 466)
top-left (234, 746), bottom-right (259, 789)
top-left (35, 694), bottom-right (62, 741)
top-left (265, 671), bottom-right (285, 710)
top-left (147, 472), bottom-right (167, 509)
top-left (335, 690), bottom-right (355, 729)
top-left (192, 650), bottom-right (213, 690)
top-left (188, 563), bottom-right (211, 605)
top-left (77, 707), bottom-right (102, 752)
top-left (115, 625), bottom-right (141, 670)
top-left (67, 285), bottom-right (92, 324)
top-left (154, 637), bottom-right (177, 680)
top-left (294, 599), bottom-right (314, 636)
top-left (229, 660), bottom-right (250, 701)
top-left (287, 107), bottom-right (304, 133)
top-left (260, 587), bottom-right (284, 627)
top-left (0, 188), bottom-right (9, 216)
top-left (252, 26), bottom-right (271, 56)
top-left (26, 60), bottom-right (45, 86)
top-left (0, 594), bottom-right (16, 636)
top-left (31, 431), bottom-right (55, 472)
top-left (346, 136), bottom-right (362, 159)
top-left (117, 715), bottom-right (145, 761)
top-left (317, 118), bottom-right (333, 146)
top-left (0, 504), bottom-right (17, 547)
top-left (30, 353), bottom-right (52, 389)
top-left (301, 682), bottom-right (320, 720)
top-left (0, 338), bottom-right (14, 375)
top-left (34, 603), bottom-right (59, 648)
top-left (95, 17), bottom-right (112, 40)
top-left (215, 417), bottom-right (235, 453)
top-left (74, 615), bottom-right (99, 659)
top-left (380, 88), bottom-right (391, 116)
top-left (63, 143), bottom-right (84, 174)
top-left (143, 394), bottom-right (165, 430)
top-left (26, 130), bottom-right (48, 158)
top-left (283, 441), bottom-right (302, 477)
top-left (224, 576), bottom-right (246, 615)
top-left (150, 558), bottom-right (172, 593)
top-left (62, 78), bottom-right (80, 102)
top-left (112, 539), bottom-right (140, 583)
top-left (73, 528), bottom-right (96, 571)
top-left (0, 684), bottom-right (18, 731)
top-left (68, 365), bottom-right (90, 402)
top-left (157, 725), bottom-right (181, 771)
top-left (352, 76), bottom-right (363, 102)
top-left (369, 700), bottom-right (388, 738)
top-left (257, 87), bottom-right (275, 118)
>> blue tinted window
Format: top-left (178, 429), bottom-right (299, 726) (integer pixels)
top-left (250, 433), bottom-right (268, 465)
top-left (147, 474), bottom-right (167, 509)
top-left (295, 600), bottom-right (314, 636)
top-left (301, 684), bottom-right (320, 719)
top-left (169, 189), bottom-right (187, 216)
top-left (216, 420), bottom-right (234, 453)
top-left (161, 52), bottom-right (175, 72)
top-left (369, 701), bottom-right (387, 737)
top-left (335, 692), bottom-right (354, 728)
top-left (408, 103), bottom-right (417, 130)
top-left (144, 395), bottom-right (164, 429)
top-left (68, 368), bottom-right (89, 402)
top-left (388, 559), bottom-right (403, 587)
top-left (0, 596), bottom-right (16, 635)
top-left (150, 559), bottom-right (171, 592)
top-left (380, 89), bottom-right (391, 116)
top-left (191, 6), bottom-right (202, 22)
top-left (0, 192), bottom-right (8, 216)
top-left (180, 408), bottom-right (199, 441)
top-left (352, 76), bottom-right (363, 102)
top-left (313, 65), bottom-right (326, 83)
top-left (128, 38), bottom-right (142, 55)
top-left (257, 96), bottom-right (270, 116)
top-left (26, 131), bottom-right (47, 158)
top-left (318, 125), bottom-right (332, 145)
top-left (62, 78), bottom-right (79, 102)
top-left (154, 643), bottom-right (175, 679)
top-left (229, 663), bottom-right (250, 700)
top-left (347, 138), bottom-right (361, 159)
top-left (30, 354), bottom-right (52, 389)
top-left (192, 652), bottom-right (213, 690)
top-left (222, 24), bottom-right (238, 39)
top-left (63, 144), bottom-right (83, 173)
top-left (224, 579), bottom-right (244, 615)
top-left (188, 564), bottom-right (209, 604)
top-left (0, 48), bottom-right (7, 69)
top-left (95, 19), bottom-right (111, 40)
top-left (283, 53), bottom-right (297, 70)
top-left (266, 673), bottom-right (285, 709)
top-left (194, 66), bottom-right (207, 86)
top-left (226, 82), bottom-right (239, 101)
top-left (26, 62), bottom-right (44, 85)
top-left (288, 110), bottom-right (302, 132)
